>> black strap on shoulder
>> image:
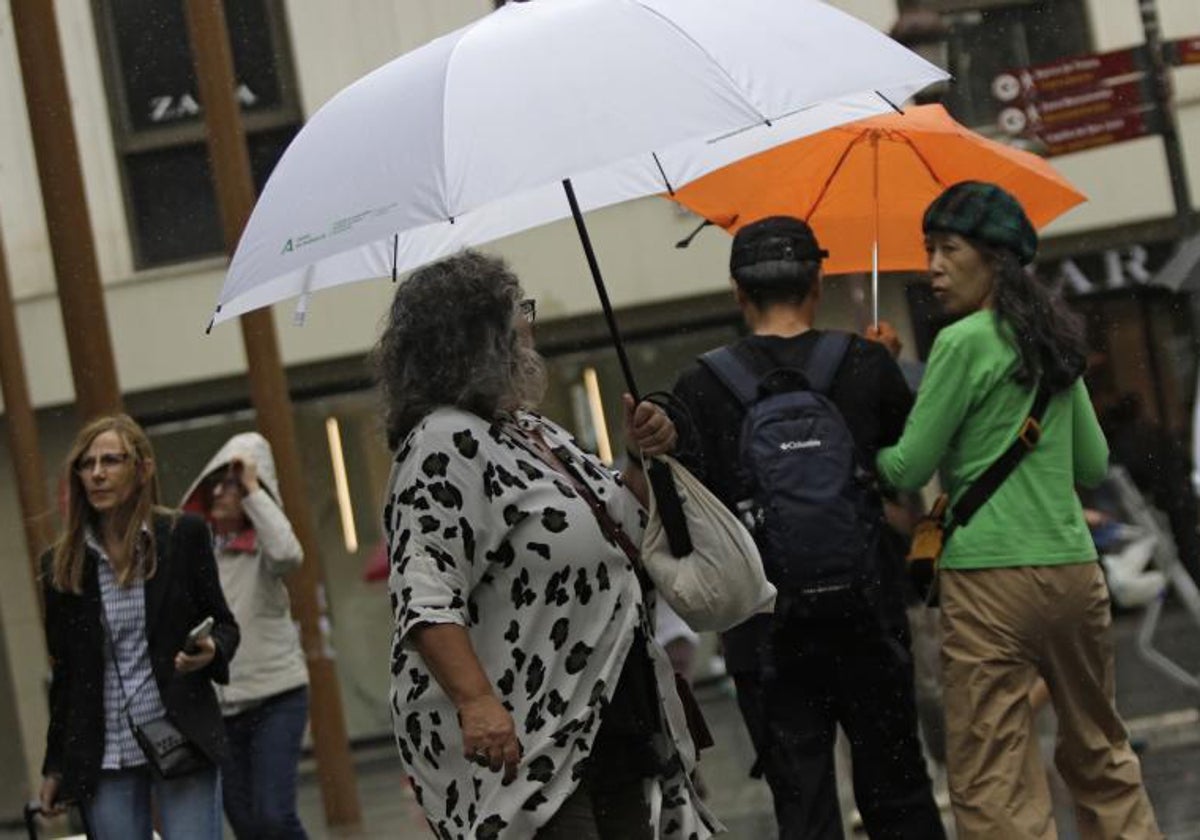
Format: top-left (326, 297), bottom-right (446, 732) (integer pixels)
top-left (698, 346), bottom-right (760, 408)
top-left (948, 382), bottom-right (1053, 531)
top-left (699, 330), bottom-right (852, 405)
top-left (804, 331), bottom-right (852, 395)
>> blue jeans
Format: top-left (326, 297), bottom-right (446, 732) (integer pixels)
top-left (221, 686), bottom-right (310, 839)
top-left (85, 764), bottom-right (222, 840)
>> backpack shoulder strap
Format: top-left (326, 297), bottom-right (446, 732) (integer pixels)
top-left (698, 346), bottom-right (761, 408)
top-left (804, 331), bottom-right (852, 395)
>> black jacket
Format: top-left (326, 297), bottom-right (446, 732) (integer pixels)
top-left (41, 512), bottom-right (239, 800)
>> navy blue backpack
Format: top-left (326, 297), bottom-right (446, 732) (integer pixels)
top-left (699, 332), bottom-right (882, 622)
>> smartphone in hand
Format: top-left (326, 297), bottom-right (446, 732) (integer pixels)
top-left (184, 616), bottom-right (215, 654)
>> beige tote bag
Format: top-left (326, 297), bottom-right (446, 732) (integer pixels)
top-left (641, 455), bottom-right (776, 633)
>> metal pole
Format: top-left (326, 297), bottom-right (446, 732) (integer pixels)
top-left (0, 220), bottom-right (55, 619)
top-left (1139, 0), bottom-right (1196, 236)
top-left (871, 132), bottom-right (880, 328)
top-left (9, 0), bottom-right (123, 419)
top-left (183, 0), bottom-right (362, 828)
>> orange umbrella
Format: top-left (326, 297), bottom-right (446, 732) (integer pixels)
top-left (670, 104), bottom-right (1085, 322)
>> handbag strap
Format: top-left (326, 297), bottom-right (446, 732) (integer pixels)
top-left (947, 381), bottom-right (1053, 534)
top-left (96, 604), bottom-right (141, 732)
top-left (501, 419), bottom-right (642, 566)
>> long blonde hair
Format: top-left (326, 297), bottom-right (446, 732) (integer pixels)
top-left (51, 414), bottom-right (166, 593)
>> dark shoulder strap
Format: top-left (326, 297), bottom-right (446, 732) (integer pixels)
top-left (804, 331), bottom-right (852, 395)
top-left (501, 422), bottom-right (642, 565)
top-left (949, 382), bottom-right (1053, 529)
top-left (698, 346), bottom-right (760, 407)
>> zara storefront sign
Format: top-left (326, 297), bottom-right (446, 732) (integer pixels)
top-left (1053, 242), bottom-right (1175, 296)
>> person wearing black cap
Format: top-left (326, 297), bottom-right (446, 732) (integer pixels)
top-left (672, 216), bottom-right (944, 839)
top-left (877, 182), bottom-right (1161, 839)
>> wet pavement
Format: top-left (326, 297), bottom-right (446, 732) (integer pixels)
top-left (10, 605), bottom-right (1198, 838)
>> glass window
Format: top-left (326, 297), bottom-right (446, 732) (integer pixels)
top-left (93, 0), bottom-right (301, 268)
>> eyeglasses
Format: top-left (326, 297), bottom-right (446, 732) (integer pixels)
top-left (75, 452), bottom-right (130, 475)
top-left (518, 298), bottom-right (537, 324)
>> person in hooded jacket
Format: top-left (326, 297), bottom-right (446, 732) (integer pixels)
top-left (181, 432), bottom-right (309, 839)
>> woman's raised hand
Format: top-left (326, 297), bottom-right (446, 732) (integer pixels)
top-left (623, 394), bottom-right (677, 458)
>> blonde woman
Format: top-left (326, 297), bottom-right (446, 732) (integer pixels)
top-left (39, 414), bottom-right (239, 839)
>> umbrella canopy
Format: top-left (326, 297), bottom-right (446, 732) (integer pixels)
top-left (211, 0), bottom-right (946, 326)
top-left (669, 103), bottom-right (1086, 278)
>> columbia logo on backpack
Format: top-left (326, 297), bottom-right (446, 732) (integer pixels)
top-left (779, 439), bottom-right (821, 451)
top-left (699, 331), bottom-right (883, 624)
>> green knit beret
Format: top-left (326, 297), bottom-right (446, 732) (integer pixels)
top-left (922, 181), bottom-right (1038, 265)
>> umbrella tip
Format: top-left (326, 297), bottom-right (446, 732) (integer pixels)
top-left (875, 90), bottom-right (904, 114)
top-left (675, 219), bottom-right (713, 249)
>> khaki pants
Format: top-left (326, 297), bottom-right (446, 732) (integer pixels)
top-left (941, 563), bottom-right (1162, 840)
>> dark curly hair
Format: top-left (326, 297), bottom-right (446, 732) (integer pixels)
top-left (373, 251), bottom-right (546, 448)
top-left (978, 241), bottom-right (1088, 393)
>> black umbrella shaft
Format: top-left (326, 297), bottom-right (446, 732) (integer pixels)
top-left (562, 178), bottom-right (641, 401)
top-left (561, 178), bottom-right (693, 558)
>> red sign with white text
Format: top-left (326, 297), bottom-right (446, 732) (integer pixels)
top-left (1167, 37), bottom-right (1200, 67)
top-left (991, 47), bottom-right (1146, 105)
top-left (1037, 110), bottom-right (1158, 157)
top-left (1028, 78), bottom-right (1151, 128)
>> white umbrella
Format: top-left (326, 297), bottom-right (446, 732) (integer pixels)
top-left (212, 0), bottom-right (946, 350)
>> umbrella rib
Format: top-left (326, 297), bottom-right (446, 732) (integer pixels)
top-left (875, 90), bottom-right (905, 114)
top-left (804, 132), bottom-right (871, 221)
top-left (634, 2), bottom-right (772, 127)
top-left (653, 152), bottom-right (676, 196)
top-left (896, 134), bottom-right (946, 189)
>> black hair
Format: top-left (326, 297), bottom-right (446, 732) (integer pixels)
top-left (981, 241), bottom-right (1088, 393)
top-left (733, 259), bottom-right (821, 309)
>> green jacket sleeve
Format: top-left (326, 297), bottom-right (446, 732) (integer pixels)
top-left (1071, 379), bottom-right (1109, 488)
top-left (876, 334), bottom-right (973, 492)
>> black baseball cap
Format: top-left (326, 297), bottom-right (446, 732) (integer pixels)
top-left (730, 216), bottom-right (828, 278)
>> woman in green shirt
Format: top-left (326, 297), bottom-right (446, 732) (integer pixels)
top-left (877, 182), bottom-right (1160, 840)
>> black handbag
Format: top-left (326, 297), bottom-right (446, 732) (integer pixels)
top-left (129, 715), bottom-right (209, 780)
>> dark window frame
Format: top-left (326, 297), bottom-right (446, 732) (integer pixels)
top-left (91, 0), bottom-right (302, 269)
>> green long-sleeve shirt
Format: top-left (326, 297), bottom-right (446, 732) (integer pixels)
top-left (876, 310), bottom-right (1108, 570)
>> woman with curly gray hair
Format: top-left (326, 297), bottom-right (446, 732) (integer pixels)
top-left (375, 251), bottom-right (717, 839)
